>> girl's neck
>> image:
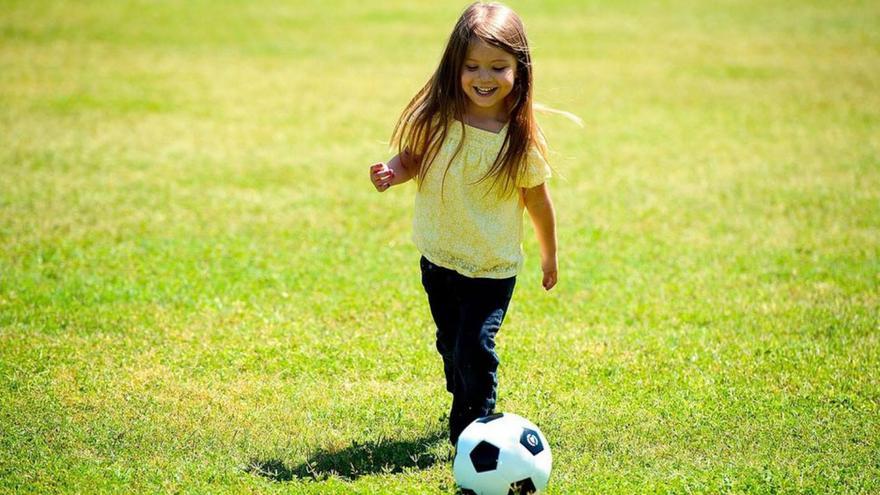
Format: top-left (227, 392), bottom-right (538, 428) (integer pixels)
top-left (462, 104), bottom-right (509, 128)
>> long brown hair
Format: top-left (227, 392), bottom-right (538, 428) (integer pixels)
top-left (390, 1), bottom-right (548, 198)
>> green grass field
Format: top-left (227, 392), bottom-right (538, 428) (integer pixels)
top-left (1, 0), bottom-right (878, 493)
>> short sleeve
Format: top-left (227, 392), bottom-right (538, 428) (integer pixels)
top-left (518, 147), bottom-right (552, 189)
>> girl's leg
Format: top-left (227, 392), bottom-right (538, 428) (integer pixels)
top-left (420, 256), bottom-right (517, 445)
top-left (419, 256), bottom-right (460, 409)
top-left (449, 275), bottom-right (516, 444)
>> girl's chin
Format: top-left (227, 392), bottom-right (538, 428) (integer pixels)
top-left (467, 94), bottom-right (506, 109)
top-left (471, 100), bottom-right (505, 110)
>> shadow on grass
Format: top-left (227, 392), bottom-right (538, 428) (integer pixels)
top-left (247, 430), bottom-right (448, 482)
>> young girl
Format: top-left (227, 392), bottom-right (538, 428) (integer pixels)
top-left (368, 1), bottom-right (557, 446)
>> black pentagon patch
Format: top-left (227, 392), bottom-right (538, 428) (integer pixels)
top-left (476, 413), bottom-right (504, 423)
top-left (519, 428), bottom-right (544, 455)
top-left (469, 440), bottom-right (500, 473)
top-left (508, 477), bottom-right (537, 494)
top-left (459, 489), bottom-right (478, 495)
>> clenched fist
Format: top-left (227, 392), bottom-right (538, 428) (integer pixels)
top-left (369, 163), bottom-right (395, 192)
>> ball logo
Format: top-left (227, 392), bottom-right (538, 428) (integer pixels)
top-left (526, 433), bottom-right (538, 447)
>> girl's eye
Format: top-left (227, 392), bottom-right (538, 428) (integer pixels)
top-left (463, 65), bottom-right (508, 72)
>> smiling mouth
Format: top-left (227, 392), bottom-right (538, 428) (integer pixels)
top-left (474, 87), bottom-right (498, 97)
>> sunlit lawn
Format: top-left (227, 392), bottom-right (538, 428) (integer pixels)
top-left (1, 0), bottom-right (878, 493)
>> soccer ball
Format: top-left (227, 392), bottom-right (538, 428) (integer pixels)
top-left (453, 413), bottom-right (552, 495)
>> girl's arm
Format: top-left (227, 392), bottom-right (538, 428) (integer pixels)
top-left (369, 150), bottom-right (418, 192)
top-left (523, 183), bottom-right (558, 290)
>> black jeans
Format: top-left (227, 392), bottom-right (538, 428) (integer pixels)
top-left (419, 255), bottom-right (516, 445)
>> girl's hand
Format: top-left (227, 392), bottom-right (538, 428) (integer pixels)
top-left (542, 269), bottom-right (557, 291)
top-left (541, 258), bottom-right (558, 291)
top-left (370, 163), bottom-right (395, 192)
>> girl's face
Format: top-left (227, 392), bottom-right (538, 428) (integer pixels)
top-left (460, 40), bottom-right (517, 117)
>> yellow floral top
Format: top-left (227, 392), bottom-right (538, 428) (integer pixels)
top-left (412, 120), bottom-right (551, 279)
